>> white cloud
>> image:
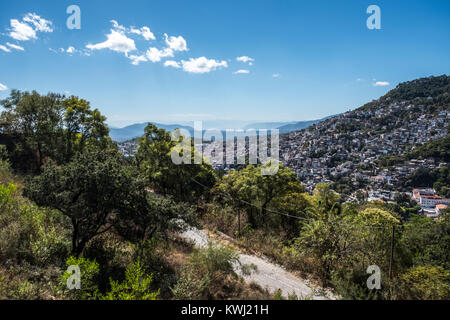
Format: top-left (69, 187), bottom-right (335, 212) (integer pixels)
top-left (146, 47), bottom-right (173, 62)
top-left (8, 13), bottom-right (53, 41)
top-left (110, 20), bottom-right (126, 33)
top-left (9, 19), bottom-right (36, 41)
top-left (0, 83), bottom-right (8, 91)
top-left (164, 60), bottom-right (181, 68)
top-left (373, 81), bottom-right (390, 87)
top-left (23, 13), bottom-right (53, 33)
top-left (164, 34), bottom-right (188, 52)
top-left (272, 73), bottom-right (281, 78)
top-left (130, 26), bottom-right (155, 41)
top-left (233, 69), bottom-right (250, 74)
top-left (128, 54), bottom-right (147, 66)
top-left (112, 20), bottom-right (155, 41)
top-left (0, 45), bottom-right (11, 52)
top-left (66, 46), bottom-right (76, 54)
top-left (236, 56), bottom-right (254, 64)
top-left (181, 57), bottom-right (227, 74)
top-left (6, 42), bottom-right (24, 51)
top-left (86, 29), bottom-right (136, 55)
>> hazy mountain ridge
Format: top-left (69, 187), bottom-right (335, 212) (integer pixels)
top-left (109, 122), bottom-right (195, 142)
top-left (110, 117), bottom-right (332, 142)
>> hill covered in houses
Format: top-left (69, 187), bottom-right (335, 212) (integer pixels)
top-left (280, 75), bottom-right (449, 201)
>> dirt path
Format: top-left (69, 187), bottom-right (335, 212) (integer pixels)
top-left (180, 227), bottom-right (335, 300)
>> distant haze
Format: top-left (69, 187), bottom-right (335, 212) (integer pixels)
top-left (109, 116), bottom-right (333, 142)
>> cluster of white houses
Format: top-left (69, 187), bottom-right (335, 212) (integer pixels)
top-left (412, 188), bottom-right (450, 218)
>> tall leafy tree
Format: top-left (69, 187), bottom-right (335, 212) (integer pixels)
top-left (0, 90), bottom-right (110, 173)
top-left (214, 163), bottom-right (304, 228)
top-left (24, 148), bottom-right (130, 256)
top-left (0, 90), bottom-right (64, 172)
top-left (136, 123), bottom-right (216, 202)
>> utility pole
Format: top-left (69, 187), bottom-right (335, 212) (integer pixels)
top-left (238, 210), bottom-right (241, 236)
top-left (388, 225), bottom-right (395, 299)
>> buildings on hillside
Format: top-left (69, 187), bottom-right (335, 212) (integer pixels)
top-left (279, 100), bottom-right (449, 194)
top-left (412, 188), bottom-right (450, 218)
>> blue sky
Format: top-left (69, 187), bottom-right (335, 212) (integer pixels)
top-left (0, 0), bottom-right (449, 127)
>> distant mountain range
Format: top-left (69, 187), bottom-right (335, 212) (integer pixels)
top-left (109, 116), bottom-right (334, 142)
top-left (277, 115), bottom-right (337, 134)
top-left (109, 123), bottom-right (195, 142)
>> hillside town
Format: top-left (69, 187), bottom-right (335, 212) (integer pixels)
top-left (117, 90), bottom-right (449, 220)
top-left (279, 100), bottom-right (449, 198)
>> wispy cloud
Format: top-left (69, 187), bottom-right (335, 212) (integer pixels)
top-left (164, 34), bottom-right (188, 52)
top-left (164, 60), bottom-right (181, 68)
top-left (181, 57), bottom-right (228, 74)
top-left (373, 81), bottom-right (390, 87)
top-left (86, 20), bottom-right (192, 68)
top-left (146, 47), bottom-right (173, 62)
top-left (129, 26), bottom-right (155, 41)
top-left (49, 46), bottom-right (91, 57)
top-left (86, 27), bottom-right (137, 55)
top-left (6, 42), bottom-right (24, 51)
top-left (84, 19), bottom-right (227, 73)
top-left (128, 54), bottom-right (147, 66)
top-left (233, 69), bottom-right (250, 74)
top-left (272, 73), bottom-right (281, 78)
top-left (9, 19), bottom-right (36, 41)
top-left (8, 13), bottom-right (52, 41)
top-left (0, 83), bottom-right (8, 91)
top-left (0, 45), bottom-right (11, 52)
top-left (23, 13), bottom-right (53, 33)
top-left (236, 56), bottom-right (254, 64)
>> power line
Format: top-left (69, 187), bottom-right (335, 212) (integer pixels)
top-left (190, 177), bottom-right (390, 229)
top-left (190, 177), bottom-right (311, 221)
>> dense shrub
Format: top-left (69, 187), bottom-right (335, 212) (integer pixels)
top-left (0, 180), bottom-right (70, 266)
top-left (102, 260), bottom-right (159, 300)
top-left (60, 256), bottom-right (100, 300)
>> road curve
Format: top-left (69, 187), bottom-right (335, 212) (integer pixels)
top-left (180, 227), bottom-right (334, 300)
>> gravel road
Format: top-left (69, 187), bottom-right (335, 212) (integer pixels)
top-left (180, 227), bottom-right (334, 300)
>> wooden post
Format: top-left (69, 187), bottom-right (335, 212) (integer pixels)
top-left (238, 210), bottom-right (241, 236)
top-left (388, 225), bottom-right (395, 299)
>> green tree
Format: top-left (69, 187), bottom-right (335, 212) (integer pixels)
top-left (214, 163), bottom-right (303, 228)
top-left (396, 266), bottom-right (450, 300)
top-left (114, 189), bottom-right (198, 253)
top-left (0, 90), bottom-right (110, 173)
top-left (136, 124), bottom-right (216, 202)
top-left (24, 148), bottom-right (131, 256)
top-left (62, 96), bottom-right (110, 162)
top-left (399, 214), bottom-right (450, 269)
